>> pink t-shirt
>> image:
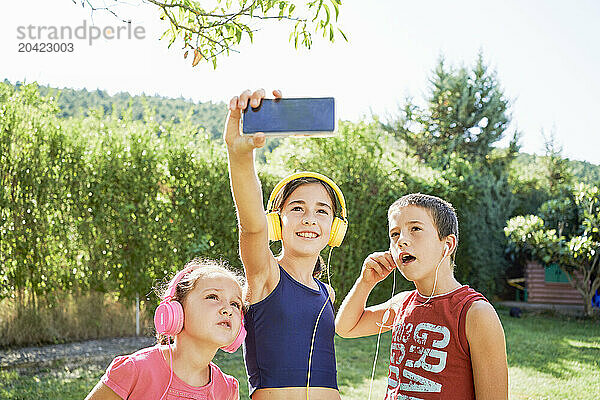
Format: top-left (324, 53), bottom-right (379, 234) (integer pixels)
top-left (101, 345), bottom-right (239, 400)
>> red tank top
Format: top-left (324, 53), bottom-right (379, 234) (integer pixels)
top-left (385, 285), bottom-right (487, 400)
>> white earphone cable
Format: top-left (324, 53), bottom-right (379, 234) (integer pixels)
top-left (306, 247), bottom-right (334, 400)
top-left (366, 246), bottom-right (448, 400)
top-left (367, 267), bottom-right (396, 400)
top-left (414, 246), bottom-right (448, 308)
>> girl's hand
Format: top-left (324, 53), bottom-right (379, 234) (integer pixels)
top-left (360, 251), bottom-right (396, 287)
top-left (224, 89), bottom-right (282, 154)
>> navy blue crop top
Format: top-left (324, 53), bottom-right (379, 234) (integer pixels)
top-left (243, 265), bottom-right (338, 396)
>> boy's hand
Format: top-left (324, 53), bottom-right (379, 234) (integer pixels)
top-left (224, 89), bottom-right (282, 154)
top-left (360, 251), bottom-right (396, 287)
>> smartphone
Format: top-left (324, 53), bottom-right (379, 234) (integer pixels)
top-left (242, 97), bottom-right (336, 137)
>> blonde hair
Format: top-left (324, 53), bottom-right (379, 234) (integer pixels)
top-left (155, 258), bottom-right (245, 344)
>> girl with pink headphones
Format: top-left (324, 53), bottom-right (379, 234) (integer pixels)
top-left (225, 89), bottom-right (346, 400)
top-left (85, 259), bottom-right (246, 400)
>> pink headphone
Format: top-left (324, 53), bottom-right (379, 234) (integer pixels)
top-left (153, 265), bottom-right (247, 353)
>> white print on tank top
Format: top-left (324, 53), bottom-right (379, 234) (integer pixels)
top-left (386, 321), bottom-right (450, 400)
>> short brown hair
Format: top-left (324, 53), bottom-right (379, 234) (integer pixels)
top-left (388, 193), bottom-right (459, 259)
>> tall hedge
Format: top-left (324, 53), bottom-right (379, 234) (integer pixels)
top-left (1, 82), bottom-right (530, 317)
top-left (0, 83), bottom-right (84, 306)
top-left (0, 83), bottom-right (239, 308)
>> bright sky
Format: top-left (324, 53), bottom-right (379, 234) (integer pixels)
top-left (2, 0), bottom-right (599, 164)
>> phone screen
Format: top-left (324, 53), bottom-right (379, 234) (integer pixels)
top-left (242, 97), bottom-right (335, 136)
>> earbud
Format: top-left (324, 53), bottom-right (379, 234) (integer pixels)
top-left (443, 243), bottom-right (449, 259)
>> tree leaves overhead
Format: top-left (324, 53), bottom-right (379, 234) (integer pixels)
top-left (81, 0), bottom-right (346, 68)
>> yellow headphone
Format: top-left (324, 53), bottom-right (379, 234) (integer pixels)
top-left (266, 171), bottom-right (348, 247)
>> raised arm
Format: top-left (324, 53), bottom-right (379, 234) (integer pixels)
top-left (466, 301), bottom-right (509, 400)
top-left (224, 89), bottom-right (281, 300)
top-left (335, 251), bottom-right (398, 338)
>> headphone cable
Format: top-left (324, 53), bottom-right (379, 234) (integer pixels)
top-left (159, 340), bottom-right (174, 400)
top-left (366, 248), bottom-right (447, 399)
top-left (306, 247), bottom-right (334, 400)
top-left (368, 267), bottom-right (396, 400)
top-left (414, 248), bottom-right (447, 308)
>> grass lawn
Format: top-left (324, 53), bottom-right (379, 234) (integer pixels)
top-left (1, 308), bottom-right (598, 399)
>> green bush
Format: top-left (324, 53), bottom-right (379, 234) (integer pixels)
top-left (0, 82), bottom-right (84, 306)
top-left (3, 81), bottom-right (590, 345)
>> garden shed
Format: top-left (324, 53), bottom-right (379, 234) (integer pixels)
top-left (523, 260), bottom-right (582, 305)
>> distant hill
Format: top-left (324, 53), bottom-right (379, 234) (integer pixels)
top-left (6, 80), bottom-right (227, 139)
top-left (568, 158), bottom-right (600, 184)
top-left (4, 80), bottom-right (600, 183)
top-left (513, 152), bottom-right (600, 185)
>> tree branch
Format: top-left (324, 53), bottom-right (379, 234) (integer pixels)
top-left (81, 0), bottom-right (131, 23)
top-left (76, 0), bottom-right (344, 67)
top-left (145, 0), bottom-right (304, 23)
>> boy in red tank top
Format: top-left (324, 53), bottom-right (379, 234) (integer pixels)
top-left (336, 194), bottom-right (508, 400)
